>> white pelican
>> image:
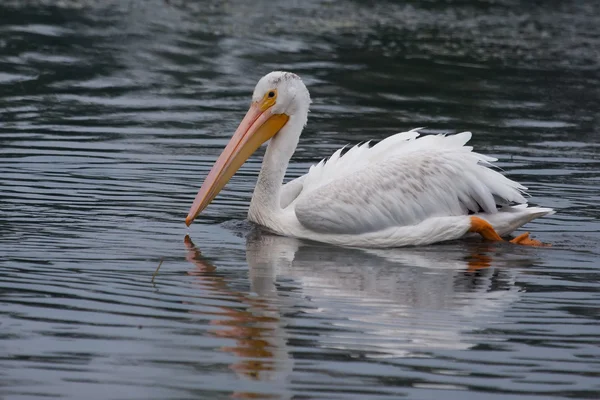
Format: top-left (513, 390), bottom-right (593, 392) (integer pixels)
top-left (186, 71), bottom-right (553, 248)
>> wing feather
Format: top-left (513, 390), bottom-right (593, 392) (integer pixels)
top-left (280, 128), bottom-right (422, 208)
top-left (292, 131), bottom-right (527, 234)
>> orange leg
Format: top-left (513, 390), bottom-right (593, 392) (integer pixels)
top-left (469, 216), bottom-right (503, 241)
top-left (469, 216), bottom-right (549, 247)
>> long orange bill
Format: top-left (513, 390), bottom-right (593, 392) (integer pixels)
top-left (185, 103), bottom-right (289, 226)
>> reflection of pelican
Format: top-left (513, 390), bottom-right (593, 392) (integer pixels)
top-left (246, 232), bottom-right (529, 356)
top-left (186, 230), bottom-right (533, 362)
top-left (186, 71), bottom-right (553, 247)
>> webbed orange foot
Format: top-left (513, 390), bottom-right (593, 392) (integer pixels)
top-left (509, 232), bottom-right (550, 247)
top-left (469, 216), bottom-right (550, 247)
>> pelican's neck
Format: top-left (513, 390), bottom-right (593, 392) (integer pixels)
top-left (248, 114), bottom-right (305, 227)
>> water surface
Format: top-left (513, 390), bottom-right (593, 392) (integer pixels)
top-left (1, 1), bottom-right (599, 399)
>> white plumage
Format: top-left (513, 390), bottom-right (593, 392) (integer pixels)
top-left (291, 130), bottom-right (525, 233)
top-left (186, 71), bottom-right (554, 247)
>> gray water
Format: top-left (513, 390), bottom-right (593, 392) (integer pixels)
top-left (1, 1), bottom-right (599, 399)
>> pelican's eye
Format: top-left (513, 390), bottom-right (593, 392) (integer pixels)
top-left (259, 89), bottom-right (278, 111)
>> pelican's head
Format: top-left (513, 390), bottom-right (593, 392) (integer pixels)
top-left (185, 71), bottom-right (310, 226)
top-left (252, 71), bottom-right (311, 120)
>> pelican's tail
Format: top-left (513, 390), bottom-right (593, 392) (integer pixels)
top-left (479, 205), bottom-right (555, 237)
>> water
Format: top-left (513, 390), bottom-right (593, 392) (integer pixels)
top-left (1, 0), bottom-right (599, 399)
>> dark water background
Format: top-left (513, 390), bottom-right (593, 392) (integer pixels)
top-left (1, 0), bottom-right (599, 399)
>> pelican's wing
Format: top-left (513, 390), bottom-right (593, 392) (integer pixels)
top-left (281, 129), bottom-right (425, 208)
top-left (293, 131), bottom-right (527, 234)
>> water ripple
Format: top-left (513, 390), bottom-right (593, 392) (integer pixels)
top-left (1, 0), bottom-right (599, 399)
